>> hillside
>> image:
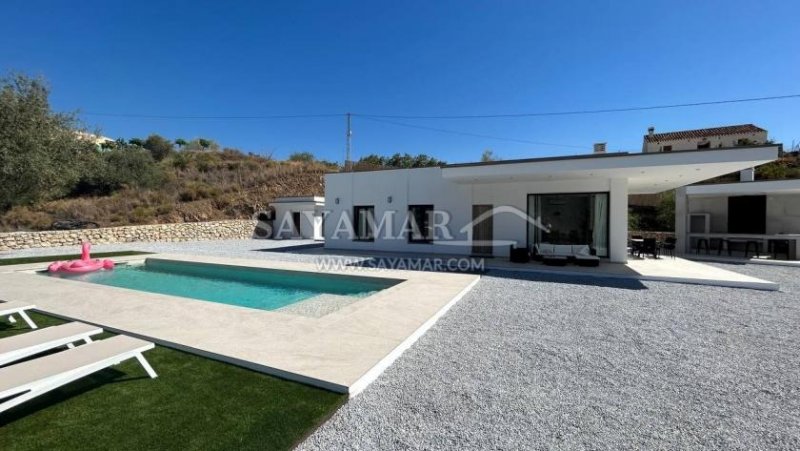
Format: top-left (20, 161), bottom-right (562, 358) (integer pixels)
top-left (0, 150), bottom-right (333, 232)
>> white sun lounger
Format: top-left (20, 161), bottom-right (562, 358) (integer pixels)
top-left (0, 322), bottom-right (103, 366)
top-left (0, 301), bottom-right (38, 329)
top-left (0, 335), bottom-right (157, 414)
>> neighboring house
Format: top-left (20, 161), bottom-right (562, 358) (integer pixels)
top-left (642, 124), bottom-right (767, 153)
top-left (631, 124), bottom-right (770, 211)
top-left (74, 131), bottom-right (114, 150)
top-left (675, 179), bottom-right (800, 260)
top-left (324, 146), bottom-right (779, 263)
top-left (271, 196), bottom-right (325, 240)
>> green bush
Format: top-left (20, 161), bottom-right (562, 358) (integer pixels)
top-left (288, 151), bottom-right (315, 163)
top-left (75, 147), bottom-right (163, 195)
top-left (143, 134), bottom-right (174, 161)
top-left (0, 74), bottom-right (96, 210)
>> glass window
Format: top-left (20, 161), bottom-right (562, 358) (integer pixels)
top-left (353, 206), bottom-right (375, 241)
top-left (527, 193), bottom-right (609, 257)
top-left (407, 205), bottom-right (434, 243)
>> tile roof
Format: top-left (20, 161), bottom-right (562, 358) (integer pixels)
top-left (644, 124), bottom-right (766, 143)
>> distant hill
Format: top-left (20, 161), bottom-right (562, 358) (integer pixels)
top-left (0, 149), bottom-right (334, 232)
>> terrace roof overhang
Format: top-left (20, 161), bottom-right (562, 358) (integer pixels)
top-left (441, 145), bottom-right (780, 195)
top-left (686, 178), bottom-right (800, 197)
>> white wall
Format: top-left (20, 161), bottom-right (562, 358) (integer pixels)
top-left (676, 191), bottom-right (800, 254)
top-left (274, 202), bottom-right (323, 239)
top-left (766, 194), bottom-right (800, 234)
top-left (324, 168), bottom-right (630, 262)
top-left (687, 197), bottom-right (728, 232)
top-left (643, 130), bottom-right (767, 153)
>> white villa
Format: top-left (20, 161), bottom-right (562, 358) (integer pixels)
top-left (324, 146), bottom-right (780, 263)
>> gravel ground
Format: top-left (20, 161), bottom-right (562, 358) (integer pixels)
top-left (5, 241), bottom-right (799, 449)
top-left (299, 263), bottom-right (800, 450)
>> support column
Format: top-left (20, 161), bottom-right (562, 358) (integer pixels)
top-left (675, 186), bottom-right (688, 256)
top-left (609, 178), bottom-right (628, 263)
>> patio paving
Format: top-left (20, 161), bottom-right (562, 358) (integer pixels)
top-left (0, 253), bottom-right (478, 395)
top-left (484, 256), bottom-right (779, 291)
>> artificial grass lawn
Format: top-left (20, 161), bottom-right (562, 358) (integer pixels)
top-left (0, 251), bottom-right (152, 266)
top-left (0, 312), bottom-right (346, 451)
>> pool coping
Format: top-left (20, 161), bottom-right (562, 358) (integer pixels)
top-left (0, 254), bottom-right (479, 396)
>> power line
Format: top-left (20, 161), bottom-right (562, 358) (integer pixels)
top-left (356, 94), bottom-right (800, 120)
top-left (359, 116), bottom-right (588, 149)
top-left (80, 112), bottom-right (344, 119)
top-left (77, 93), bottom-right (800, 121)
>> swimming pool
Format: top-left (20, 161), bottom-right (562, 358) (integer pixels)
top-left (44, 259), bottom-right (401, 312)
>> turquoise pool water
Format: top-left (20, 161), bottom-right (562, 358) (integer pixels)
top-left (44, 259), bottom-right (400, 311)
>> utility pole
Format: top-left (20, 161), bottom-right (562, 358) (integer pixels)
top-left (344, 112), bottom-right (353, 171)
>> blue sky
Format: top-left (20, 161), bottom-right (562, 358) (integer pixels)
top-left (2, 0), bottom-right (798, 163)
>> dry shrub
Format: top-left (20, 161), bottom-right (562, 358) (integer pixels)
top-left (0, 152), bottom-right (334, 231)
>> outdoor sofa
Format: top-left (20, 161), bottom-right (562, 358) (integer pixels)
top-left (532, 243), bottom-right (600, 267)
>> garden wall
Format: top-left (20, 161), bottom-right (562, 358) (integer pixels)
top-left (628, 230), bottom-right (675, 241)
top-left (0, 220), bottom-right (256, 251)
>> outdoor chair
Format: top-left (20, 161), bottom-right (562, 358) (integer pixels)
top-left (0, 335), bottom-right (157, 414)
top-left (509, 244), bottom-right (530, 263)
top-left (640, 238), bottom-right (660, 259)
top-left (744, 240), bottom-right (761, 258)
top-left (709, 238), bottom-right (725, 255)
top-left (695, 237), bottom-right (709, 254)
top-left (0, 322), bottom-right (103, 366)
top-left (725, 239), bottom-right (761, 258)
top-left (630, 236), bottom-right (644, 257)
top-left (661, 237), bottom-right (676, 258)
top-left (768, 239), bottom-right (791, 260)
top-left (0, 301), bottom-right (39, 329)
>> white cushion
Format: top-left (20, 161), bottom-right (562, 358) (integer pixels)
top-left (537, 243), bottom-right (594, 257)
top-left (575, 254), bottom-right (599, 260)
top-left (573, 245), bottom-right (591, 256)
top-left (553, 245), bottom-right (573, 256)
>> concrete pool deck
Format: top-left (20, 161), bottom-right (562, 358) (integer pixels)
top-left (482, 256), bottom-right (779, 291)
top-left (285, 246), bottom-right (779, 291)
top-left (0, 254), bottom-right (479, 395)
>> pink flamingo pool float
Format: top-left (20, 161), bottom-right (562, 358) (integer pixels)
top-left (48, 242), bottom-right (115, 274)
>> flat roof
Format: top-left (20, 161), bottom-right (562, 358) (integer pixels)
top-left (272, 196), bottom-right (325, 203)
top-left (326, 146), bottom-right (781, 195)
top-left (441, 145), bottom-right (780, 194)
top-left (328, 144), bottom-right (780, 174)
top-left (441, 145), bottom-right (776, 168)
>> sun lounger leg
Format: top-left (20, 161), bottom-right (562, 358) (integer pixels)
top-left (67, 335), bottom-right (93, 349)
top-left (17, 311), bottom-right (38, 329)
top-left (136, 353), bottom-right (158, 379)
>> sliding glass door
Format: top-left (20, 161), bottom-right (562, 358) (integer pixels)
top-left (527, 193), bottom-right (609, 257)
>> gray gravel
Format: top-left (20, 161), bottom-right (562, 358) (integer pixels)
top-left (299, 263), bottom-right (800, 450)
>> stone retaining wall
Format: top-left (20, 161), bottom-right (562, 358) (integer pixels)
top-left (0, 220), bottom-right (256, 251)
top-left (628, 230), bottom-right (675, 241)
